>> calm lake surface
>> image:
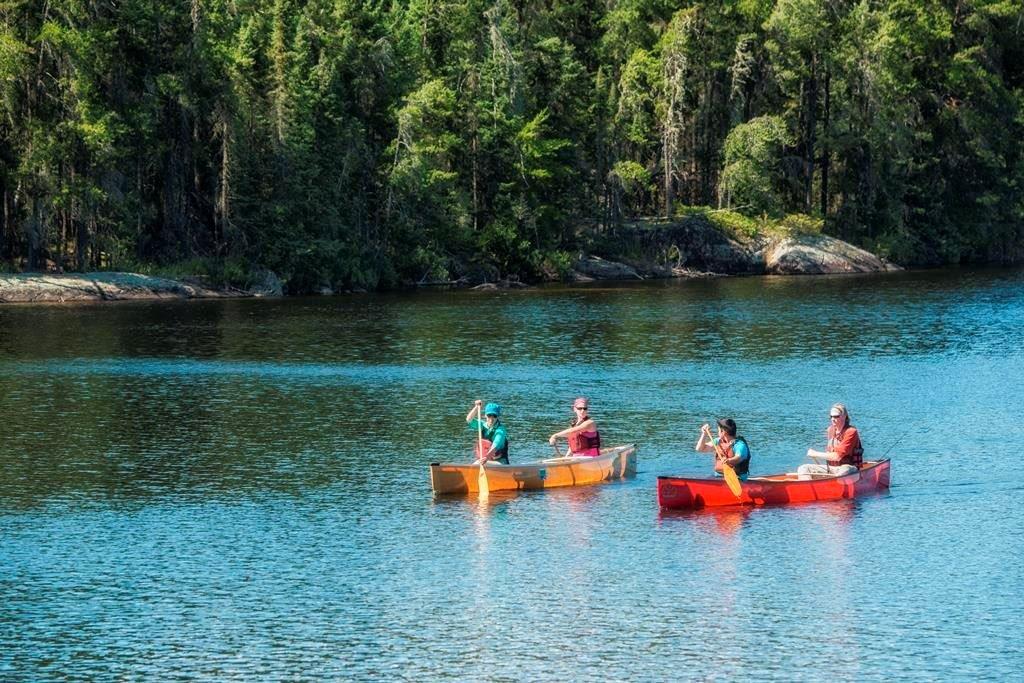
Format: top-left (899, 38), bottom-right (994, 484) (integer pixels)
top-left (2, 269), bottom-right (1023, 680)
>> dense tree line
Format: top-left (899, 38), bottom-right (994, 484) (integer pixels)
top-left (2, 0), bottom-right (1022, 290)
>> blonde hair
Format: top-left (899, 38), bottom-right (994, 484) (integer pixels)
top-left (831, 403), bottom-right (850, 427)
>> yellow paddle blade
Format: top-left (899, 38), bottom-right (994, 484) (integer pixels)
top-left (478, 463), bottom-right (490, 498)
top-left (722, 463), bottom-right (742, 497)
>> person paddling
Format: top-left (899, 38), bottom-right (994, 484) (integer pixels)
top-left (466, 400), bottom-right (509, 464)
top-left (695, 418), bottom-right (751, 480)
top-left (548, 397), bottom-right (601, 457)
top-left (798, 403), bottom-right (863, 479)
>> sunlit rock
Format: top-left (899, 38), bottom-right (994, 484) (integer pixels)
top-left (763, 234), bottom-right (901, 274)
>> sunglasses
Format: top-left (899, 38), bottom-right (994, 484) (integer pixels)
top-left (485, 413), bottom-right (498, 418)
top-left (574, 406), bottom-right (587, 410)
top-left (829, 414), bottom-right (842, 418)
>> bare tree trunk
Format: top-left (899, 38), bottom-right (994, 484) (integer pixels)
top-left (472, 132), bottom-right (479, 232)
top-left (60, 195), bottom-right (67, 271)
top-left (693, 106), bottom-right (700, 204)
top-left (804, 57), bottom-right (818, 212)
top-left (663, 125), bottom-right (674, 219)
top-left (2, 188), bottom-right (9, 264)
top-left (75, 166), bottom-right (88, 272)
top-left (27, 197), bottom-right (41, 271)
top-left (820, 69), bottom-right (831, 217)
top-left (271, 1), bottom-right (287, 146)
top-left (700, 80), bottom-right (713, 204)
top-left (136, 161), bottom-right (144, 257)
top-left (218, 112), bottom-right (231, 253)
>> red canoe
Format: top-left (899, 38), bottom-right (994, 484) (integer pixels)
top-left (657, 460), bottom-right (891, 509)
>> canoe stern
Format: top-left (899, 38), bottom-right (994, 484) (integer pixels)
top-left (429, 463), bottom-right (477, 494)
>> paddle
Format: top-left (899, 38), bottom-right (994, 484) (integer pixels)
top-left (721, 461), bottom-right (742, 497)
top-left (476, 405), bottom-right (489, 498)
top-left (707, 425), bottom-right (742, 498)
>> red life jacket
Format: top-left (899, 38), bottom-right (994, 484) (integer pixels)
top-left (568, 419), bottom-right (601, 456)
top-left (473, 423), bottom-right (510, 463)
top-left (828, 424), bottom-right (863, 468)
top-left (474, 439), bottom-right (492, 460)
top-left (713, 436), bottom-right (750, 475)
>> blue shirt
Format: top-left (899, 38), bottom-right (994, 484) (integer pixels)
top-left (713, 437), bottom-right (750, 478)
top-left (732, 439), bottom-right (750, 463)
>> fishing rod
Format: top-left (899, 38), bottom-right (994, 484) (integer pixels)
top-left (878, 425), bottom-right (923, 460)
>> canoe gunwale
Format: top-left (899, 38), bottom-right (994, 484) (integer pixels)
top-left (657, 459), bottom-right (889, 486)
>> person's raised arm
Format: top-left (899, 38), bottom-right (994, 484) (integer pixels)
top-left (466, 399), bottom-right (482, 424)
top-left (695, 423), bottom-right (714, 452)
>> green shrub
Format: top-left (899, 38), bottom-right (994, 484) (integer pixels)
top-left (675, 204), bottom-right (710, 219)
top-left (533, 249), bottom-right (575, 280)
top-left (776, 213), bottom-right (824, 235)
top-left (410, 245), bottom-right (450, 283)
top-left (118, 256), bottom-right (261, 290)
top-left (873, 228), bottom-right (919, 264)
top-left (706, 209), bottom-right (760, 239)
top-left (612, 161), bottom-right (653, 202)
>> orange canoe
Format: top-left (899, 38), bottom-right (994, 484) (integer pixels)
top-left (430, 444), bottom-right (638, 495)
top-left (657, 459), bottom-right (891, 509)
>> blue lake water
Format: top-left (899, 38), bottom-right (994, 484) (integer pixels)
top-left (1, 268), bottom-right (1023, 680)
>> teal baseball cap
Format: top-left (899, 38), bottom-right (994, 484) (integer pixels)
top-left (483, 403), bottom-right (501, 417)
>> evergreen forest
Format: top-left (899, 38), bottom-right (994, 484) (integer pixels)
top-left (2, 0), bottom-right (1023, 291)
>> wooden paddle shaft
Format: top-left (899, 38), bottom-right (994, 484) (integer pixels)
top-left (477, 404), bottom-right (484, 461)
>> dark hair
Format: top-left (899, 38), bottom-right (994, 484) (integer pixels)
top-left (717, 418), bottom-right (737, 437)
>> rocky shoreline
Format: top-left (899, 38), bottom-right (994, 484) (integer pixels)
top-left (570, 218), bottom-right (899, 282)
top-left (0, 220), bottom-right (899, 303)
top-left (0, 271), bottom-right (283, 304)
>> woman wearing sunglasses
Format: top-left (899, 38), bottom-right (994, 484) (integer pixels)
top-left (798, 403), bottom-right (863, 479)
top-left (548, 397), bottom-right (601, 457)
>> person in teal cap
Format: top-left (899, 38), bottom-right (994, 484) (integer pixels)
top-left (466, 399), bottom-right (510, 464)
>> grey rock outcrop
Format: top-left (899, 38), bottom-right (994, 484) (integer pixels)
top-left (763, 234), bottom-right (900, 274)
top-left (573, 255), bottom-right (642, 281)
top-left (578, 218), bottom-right (900, 282)
top-left (249, 269), bottom-right (285, 297)
top-left (0, 272), bottom-right (282, 304)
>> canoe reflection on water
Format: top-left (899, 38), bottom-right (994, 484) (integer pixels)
top-left (657, 506), bottom-right (754, 537)
top-left (429, 475), bottom-right (612, 510)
